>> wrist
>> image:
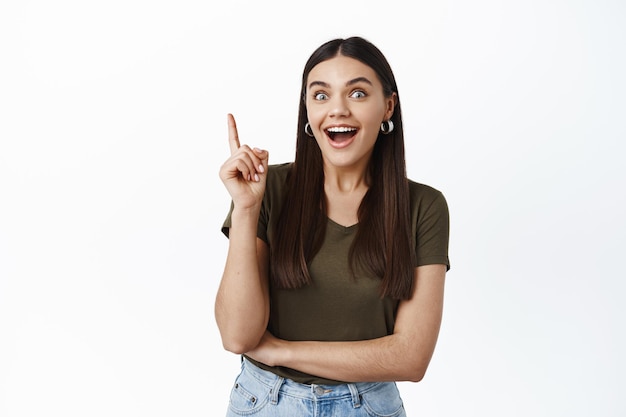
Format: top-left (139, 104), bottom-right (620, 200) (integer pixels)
top-left (230, 205), bottom-right (261, 227)
top-left (277, 339), bottom-right (295, 368)
top-left (265, 338), bottom-right (291, 368)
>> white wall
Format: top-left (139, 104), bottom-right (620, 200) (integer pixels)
top-left (1, 0), bottom-right (624, 415)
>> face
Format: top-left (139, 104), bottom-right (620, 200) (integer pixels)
top-left (305, 55), bottom-right (395, 172)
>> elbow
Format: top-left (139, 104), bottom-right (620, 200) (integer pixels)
top-left (406, 370), bottom-right (426, 383)
top-left (221, 339), bottom-right (256, 355)
top-left (403, 361), bottom-right (429, 383)
top-left (220, 334), bottom-right (261, 355)
top-left (215, 312), bottom-right (266, 354)
top-left (395, 340), bottom-right (434, 382)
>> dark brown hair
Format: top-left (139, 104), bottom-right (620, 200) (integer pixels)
top-left (271, 37), bottom-right (415, 299)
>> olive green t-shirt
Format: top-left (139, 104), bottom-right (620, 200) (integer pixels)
top-left (221, 162), bottom-right (450, 384)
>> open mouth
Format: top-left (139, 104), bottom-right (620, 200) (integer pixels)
top-left (325, 126), bottom-right (358, 144)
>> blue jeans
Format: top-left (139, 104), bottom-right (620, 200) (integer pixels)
top-left (226, 358), bottom-right (406, 417)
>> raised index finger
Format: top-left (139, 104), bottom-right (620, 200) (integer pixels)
top-left (227, 113), bottom-right (240, 155)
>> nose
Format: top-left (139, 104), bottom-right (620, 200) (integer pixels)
top-left (329, 97), bottom-right (350, 118)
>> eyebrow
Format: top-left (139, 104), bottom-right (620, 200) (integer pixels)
top-left (308, 77), bottom-right (374, 90)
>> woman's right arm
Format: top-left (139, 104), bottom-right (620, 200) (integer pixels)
top-left (215, 114), bottom-right (270, 354)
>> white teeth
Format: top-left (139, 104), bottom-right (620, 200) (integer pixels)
top-left (326, 127), bottom-right (356, 133)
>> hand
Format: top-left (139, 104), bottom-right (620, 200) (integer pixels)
top-left (219, 114), bottom-right (269, 210)
top-left (245, 330), bottom-right (284, 367)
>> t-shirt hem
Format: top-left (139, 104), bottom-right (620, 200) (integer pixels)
top-left (416, 256), bottom-right (450, 271)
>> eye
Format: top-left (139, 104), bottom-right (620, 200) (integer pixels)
top-left (350, 90), bottom-right (367, 99)
top-left (313, 92), bottom-right (329, 101)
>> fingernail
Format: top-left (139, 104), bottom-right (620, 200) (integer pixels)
top-left (247, 174), bottom-right (251, 181)
top-left (254, 173), bottom-right (260, 182)
top-left (254, 147), bottom-right (262, 152)
top-left (258, 164), bottom-right (265, 173)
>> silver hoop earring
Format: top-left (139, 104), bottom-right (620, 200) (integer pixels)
top-left (305, 122), bottom-right (314, 137)
top-left (380, 120), bottom-right (394, 134)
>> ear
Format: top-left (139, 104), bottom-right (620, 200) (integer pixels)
top-left (384, 92), bottom-right (397, 120)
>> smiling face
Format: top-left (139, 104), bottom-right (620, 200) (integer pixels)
top-left (305, 55), bottom-right (396, 174)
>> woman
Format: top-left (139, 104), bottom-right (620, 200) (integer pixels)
top-left (217, 36), bottom-right (450, 416)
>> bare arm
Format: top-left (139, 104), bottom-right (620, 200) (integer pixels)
top-left (246, 264), bottom-right (446, 382)
top-left (215, 114), bottom-right (270, 354)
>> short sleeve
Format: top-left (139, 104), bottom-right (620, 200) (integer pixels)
top-left (411, 184), bottom-right (451, 270)
top-left (220, 200), bottom-right (270, 244)
top-left (220, 201), bottom-right (234, 238)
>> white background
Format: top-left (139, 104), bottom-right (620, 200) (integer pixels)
top-left (1, 0), bottom-right (625, 416)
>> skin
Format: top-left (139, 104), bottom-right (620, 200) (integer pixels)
top-left (216, 55), bottom-right (446, 382)
top-left (215, 114), bottom-right (270, 354)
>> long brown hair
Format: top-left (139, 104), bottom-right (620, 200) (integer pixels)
top-left (271, 37), bottom-right (415, 300)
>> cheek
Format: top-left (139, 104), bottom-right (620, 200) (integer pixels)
top-left (359, 112), bottom-right (384, 133)
top-left (356, 102), bottom-right (386, 122)
top-left (305, 106), bottom-right (323, 124)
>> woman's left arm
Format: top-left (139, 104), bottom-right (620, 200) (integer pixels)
top-left (245, 263), bottom-right (446, 383)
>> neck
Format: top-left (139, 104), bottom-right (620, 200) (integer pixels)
top-left (323, 162), bottom-right (370, 193)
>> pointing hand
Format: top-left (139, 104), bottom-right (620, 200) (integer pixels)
top-left (219, 114), bottom-right (269, 209)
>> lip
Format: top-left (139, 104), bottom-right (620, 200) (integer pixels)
top-left (324, 124), bottom-right (358, 149)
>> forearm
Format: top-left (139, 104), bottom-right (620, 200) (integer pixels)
top-left (249, 266), bottom-right (446, 382)
top-left (247, 326), bottom-right (436, 382)
top-left (215, 207), bottom-right (269, 353)
top-left (262, 332), bottom-right (436, 383)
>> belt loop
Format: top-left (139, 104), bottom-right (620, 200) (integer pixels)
top-left (270, 376), bottom-right (284, 405)
top-left (348, 383), bottom-right (361, 408)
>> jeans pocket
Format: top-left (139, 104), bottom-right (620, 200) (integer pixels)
top-left (360, 382), bottom-right (406, 417)
top-left (228, 372), bottom-right (272, 415)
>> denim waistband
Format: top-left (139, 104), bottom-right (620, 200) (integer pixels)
top-left (240, 357), bottom-right (384, 407)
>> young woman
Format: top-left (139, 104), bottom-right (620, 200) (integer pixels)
top-left (217, 36), bottom-right (450, 416)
